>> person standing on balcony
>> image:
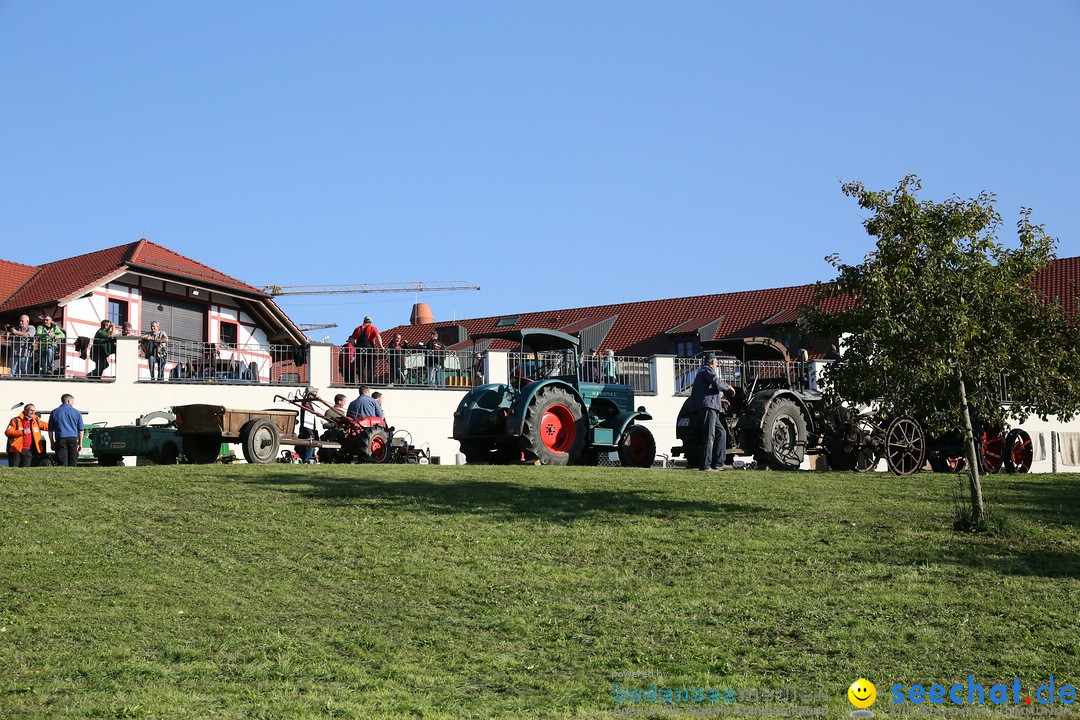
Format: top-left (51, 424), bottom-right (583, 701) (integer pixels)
top-left (88, 320), bottom-right (117, 379)
top-left (386, 333), bottom-right (409, 386)
top-left (49, 394), bottom-right (83, 467)
top-left (140, 321), bottom-right (169, 381)
top-left (35, 315), bottom-right (65, 376)
top-left (5, 403), bottom-right (48, 467)
top-left (688, 352), bottom-right (735, 471)
top-left (424, 331), bottom-right (445, 387)
top-left (600, 349), bottom-right (617, 384)
top-left (9, 315), bottom-right (36, 377)
top-left (348, 316), bottom-right (383, 383)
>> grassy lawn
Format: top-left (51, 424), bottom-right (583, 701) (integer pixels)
top-left (1, 464), bottom-right (1077, 719)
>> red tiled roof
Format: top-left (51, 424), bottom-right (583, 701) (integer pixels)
top-left (386, 256), bottom-right (1080, 360)
top-left (0, 239), bottom-right (268, 312)
top-left (0, 259), bottom-right (39, 305)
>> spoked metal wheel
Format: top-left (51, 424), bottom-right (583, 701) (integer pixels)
top-left (884, 415), bottom-right (926, 476)
top-left (1003, 428), bottom-right (1033, 474)
top-left (979, 424), bottom-right (1004, 474)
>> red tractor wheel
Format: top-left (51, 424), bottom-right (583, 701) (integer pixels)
top-left (359, 427), bottom-right (392, 464)
top-left (522, 386), bottom-right (585, 465)
top-left (618, 425), bottom-right (656, 468)
top-left (1003, 428), bottom-right (1033, 474)
top-left (979, 424), bottom-right (1004, 474)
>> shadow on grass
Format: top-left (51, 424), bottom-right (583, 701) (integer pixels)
top-left (244, 470), bottom-right (764, 521)
top-left (995, 477), bottom-right (1080, 529)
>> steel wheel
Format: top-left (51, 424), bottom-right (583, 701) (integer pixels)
top-left (1003, 428), bottom-right (1033, 474)
top-left (979, 424), bottom-right (1004, 474)
top-left (884, 415), bottom-right (926, 476)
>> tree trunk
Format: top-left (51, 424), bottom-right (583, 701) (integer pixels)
top-left (957, 372), bottom-right (985, 524)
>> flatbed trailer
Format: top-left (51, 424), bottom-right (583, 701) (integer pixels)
top-left (172, 404), bottom-right (339, 464)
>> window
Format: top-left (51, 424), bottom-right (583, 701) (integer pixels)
top-left (108, 299), bottom-right (129, 328)
top-left (676, 340), bottom-right (697, 358)
top-left (219, 322), bottom-right (238, 349)
top-left (496, 315), bottom-right (519, 328)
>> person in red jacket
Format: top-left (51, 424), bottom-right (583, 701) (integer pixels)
top-left (6, 403), bottom-right (48, 467)
top-left (348, 316), bottom-right (384, 382)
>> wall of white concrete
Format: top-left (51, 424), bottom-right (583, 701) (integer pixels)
top-left (6, 341), bottom-right (1077, 470)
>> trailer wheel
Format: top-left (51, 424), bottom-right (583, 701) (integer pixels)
top-left (618, 425), bottom-right (656, 468)
top-left (754, 399), bottom-right (806, 471)
top-left (240, 419), bottom-right (280, 464)
top-left (358, 427), bottom-right (391, 463)
top-left (159, 443), bottom-right (180, 466)
top-left (1003, 428), bottom-right (1033, 474)
top-left (522, 386), bottom-right (586, 465)
top-left (183, 436), bottom-right (221, 465)
top-left (884, 416), bottom-right (925, 476)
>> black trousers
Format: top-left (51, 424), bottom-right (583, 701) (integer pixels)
top-left (54, 436), bottom-right (80, 467)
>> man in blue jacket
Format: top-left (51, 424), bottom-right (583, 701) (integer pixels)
top-left (688, 353), bottom-right (735, 471)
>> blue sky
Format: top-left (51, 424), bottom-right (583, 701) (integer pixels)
top-left (2, 1), bottom-right (1078, 342)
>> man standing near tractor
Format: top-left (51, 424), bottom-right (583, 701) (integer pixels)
top-left (689, 352), bottom-right (735, 471)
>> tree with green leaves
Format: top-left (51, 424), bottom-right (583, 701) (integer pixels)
top-left (809, 175), bottom-right (1080, 526)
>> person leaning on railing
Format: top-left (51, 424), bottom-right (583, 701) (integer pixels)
top-left (140, 321), bottom-right (169, 381)
top-left (88, 320), bottom-right (117, 379)
top-left (36, 315), bottom-right (65, 376)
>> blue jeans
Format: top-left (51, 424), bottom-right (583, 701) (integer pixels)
top-left (428, 365), bottom-right (444, 387)
top-left (39, 346), bottom-right (56, 375)
top-left (698, 408), bottom-right (727, 470)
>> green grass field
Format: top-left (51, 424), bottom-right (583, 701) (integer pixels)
top-left (1, 464), bottom-right (1077, 719)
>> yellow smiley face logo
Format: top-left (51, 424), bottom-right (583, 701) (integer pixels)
top-left (848, 678), bottom-right (876, 708)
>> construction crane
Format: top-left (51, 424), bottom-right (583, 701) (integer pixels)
top-left (262, 281), bottom-right (481, 296)
top-left (296, 322), bottom-right (339, 332)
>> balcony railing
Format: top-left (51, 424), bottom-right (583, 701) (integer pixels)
top-left (506, 352), bottom-right (655, 393)
top-left (332, 346), bottom-right (483, 388)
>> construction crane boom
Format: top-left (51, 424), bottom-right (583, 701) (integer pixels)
top-left (296, 323), bottom-right (339, 331)
top-left (263, 281), bottom-right (480, 296)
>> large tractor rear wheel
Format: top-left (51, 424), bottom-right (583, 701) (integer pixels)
top-left (358, 427), bottom-right (391, 463)
top-left (979, 424), bottom-right (1004, 474)
top-left (1003, 428), bottom-right (1033, 473)
top-left (522, 386), bottom-right (586, 465)
top-left (754, 399), bottom-right (806, 470)
top-left (618, 425), bottom-right (656, 468)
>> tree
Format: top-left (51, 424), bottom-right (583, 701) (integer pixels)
top-left (809, 175), bottom-right (1080, 526)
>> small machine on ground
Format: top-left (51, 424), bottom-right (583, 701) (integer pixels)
top-left (452, 328), bottom-right (656, 466)
top-left (89, 411), bottom-right (184, 466)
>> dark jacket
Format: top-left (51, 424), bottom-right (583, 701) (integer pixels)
top-left (688, 363), bottom-right (731, 413)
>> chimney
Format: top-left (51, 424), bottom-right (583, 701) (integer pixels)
top-left (410, 302), bottom-right (433, 325)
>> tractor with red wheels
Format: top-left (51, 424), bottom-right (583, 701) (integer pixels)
top-left (452, 329), bottom-right (656, 466)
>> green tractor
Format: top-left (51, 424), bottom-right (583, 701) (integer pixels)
top-left (452, 329), bottom-right (656, 466)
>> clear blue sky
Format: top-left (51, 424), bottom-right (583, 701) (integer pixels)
top-left (2, 1), bottom-right (1077, 342)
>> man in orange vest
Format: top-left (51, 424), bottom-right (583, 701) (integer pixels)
top-left (6, 403), bottom-right (48, 467)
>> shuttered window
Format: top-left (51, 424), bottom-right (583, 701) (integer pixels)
top-left (142, 294), bottom-right (206, 363)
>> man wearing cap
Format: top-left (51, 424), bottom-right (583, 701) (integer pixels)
top-left (348, 316), bottom-right (384, 382)
top-left (688, 352), bottom-right (735, 471)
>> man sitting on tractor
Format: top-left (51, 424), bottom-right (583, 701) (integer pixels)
top-left (347, 385), bottom-right (384, 420)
